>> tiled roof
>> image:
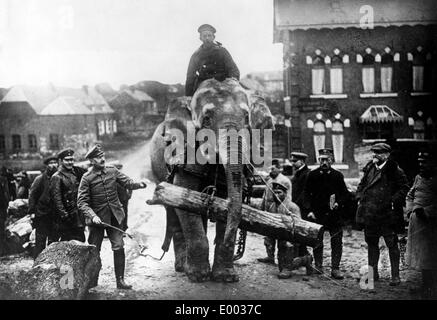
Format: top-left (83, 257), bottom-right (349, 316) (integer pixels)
top-left (274, 0), bottom-right (437, 33)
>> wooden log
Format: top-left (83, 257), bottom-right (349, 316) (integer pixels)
top-left (147, 182), bottom-right (323, 247)
top-left (0, 241), bottom-right (101, 300)
top-left (5, 214), bottom-right (33, 255)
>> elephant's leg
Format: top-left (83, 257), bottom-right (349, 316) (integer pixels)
top-left (167, 206), bottom-right (187, 273)
top-left (212, 220), bottom-right (239, 283)
top-left (175, 208), bottom-right (210, 282)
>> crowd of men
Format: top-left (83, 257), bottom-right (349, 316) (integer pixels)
top-left (0, 145), bottom-right (148, 290)
top-left (256, 144), bottom-right (437, 299)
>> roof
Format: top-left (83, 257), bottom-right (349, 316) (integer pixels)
top-left (360, 105), bottom-right (403, 123)
top-left (274, 0), bottom-right (437, 34)
top-left (1, 84), bottom-right (114, 115)
top-left (123, 89), bottom-right (155, 102)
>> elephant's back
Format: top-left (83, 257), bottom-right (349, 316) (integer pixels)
top-left (150, 122), bottom-right (169, 182)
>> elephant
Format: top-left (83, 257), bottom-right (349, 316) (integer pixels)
top-left (149, 81), bottom-right (275, 282)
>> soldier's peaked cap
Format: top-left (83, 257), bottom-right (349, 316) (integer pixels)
top-left (198, 24), bottom-right (216, 34)
top-left (57, 148), bottom-right (74, 160)
top-left (272, 182), bottom-right (288, 193)
top-left (370, 143), bottom-right (392, 153)
top-left (85, 144), bottom-right (105, 159)
top-left (318, 148), bottom-right (334, 158)
top-left (291, 152), bottom-right (308, 160)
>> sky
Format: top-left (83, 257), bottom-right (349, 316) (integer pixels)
top-left (0, 0), bottom-right (283, 89)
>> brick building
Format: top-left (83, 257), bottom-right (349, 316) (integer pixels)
top-left (108, 88), bottom-right (159, 134)
top-left (274, 0), bottom-right (437, 177)
top-left (0, 84), bottom-right (116, 162)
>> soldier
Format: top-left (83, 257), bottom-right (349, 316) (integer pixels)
top-left (265, 182), bottom-right (313, 279)
top-left (257, 159), bottom-right (292, 264)
top-left (356, 143), bottom-right (409, 286)
top-left (28, 156), bottom-right (59, 259)
top-left (290, 151), bottom-right (311, 258)
top-left (114, 163), bottom-right (132, 231)
top-left (0, 170), bottom-right (10, 257)
top-left (50, 148), bottom-right (87, 242)
top-left (303, 148), bottom-right (349, 279)
top-left (185, 24), bottom-right (240, 96)
top-left (77, 144), bottom-right (147, 289)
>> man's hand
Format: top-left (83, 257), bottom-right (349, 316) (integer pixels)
top-left (333, 202), bottom-right (339, 210)
top-left (140, 179), bottom-right (150, 188)
top-left (307, 212), bottom-right (316, 220)
top-left (92, 216), bottom-right (103, 225)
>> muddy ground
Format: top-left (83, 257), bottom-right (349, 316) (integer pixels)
top-left (0, 140), bottom-right (423, 300)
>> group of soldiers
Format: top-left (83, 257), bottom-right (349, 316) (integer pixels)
top-left (256, 144), bottom-right (437, 299)
top-left (10, 145), bottom-right (147, 290)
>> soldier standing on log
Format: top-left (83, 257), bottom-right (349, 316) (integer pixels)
top-left (356, 143), bottom-right (410, 286)
top-left (185, 24), bottom-right (240, 97)
top-left (77, 144), bottom-right (147, 289)
top-left (28, 156), bottom-right (59, 259)
top-left (50, 148), bottom-right (87, 242)
top-left (257, 159), bottom-right (292, 264)
top-left (303, 148), bottom-right (349, 279)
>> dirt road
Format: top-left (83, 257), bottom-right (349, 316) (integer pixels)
top-left (0, 140), bottom-right (422, 300)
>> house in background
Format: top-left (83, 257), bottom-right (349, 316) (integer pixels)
top-left (0, 84), bottom-right (116, 163)
top-left (274, 0), bottom-right (437, 177)
top-left (108, 88), bottom-right (159, 135)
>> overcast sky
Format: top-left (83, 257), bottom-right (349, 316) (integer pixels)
top-left (0, 0), bottom-right (283, 89)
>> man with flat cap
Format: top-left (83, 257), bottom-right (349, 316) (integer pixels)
top-left (50, 148), bottom-right (87, 242)
top-left (77, 144), bottom-right (148, 289)
top-left (356, 142), bottom-right (409, 286)
top-left (406, 151), bottom-right (437, 299)
top-left (28, 155), bottom-right (59, 258)
top-left (185, 23), bottom-right (240, 96)
top-left (303, 148), bottom-right (349, 279)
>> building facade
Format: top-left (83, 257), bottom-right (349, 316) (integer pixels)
top-left (274, 0), bottom-right (437, 177)
top-left (0, 85), bottom-right (116, 162)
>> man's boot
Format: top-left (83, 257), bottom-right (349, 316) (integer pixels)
top-left (258, 237), bottom-right (275, 264)
top-left (114, 249), bottom-right (132, 290)
top-left (312, 244), bottom-right (324, 274)
top-left (388, 246), bottom-right (401, 286)
top-left (277, 242), bottom-right (295, 279)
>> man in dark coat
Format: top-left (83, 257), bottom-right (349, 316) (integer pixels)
top-left (50, 148), bottom-right (87, 242)
top-left (290, 151), bottom-right (311, 257)
top-left (28, 156), bottom-right (59, 259)
top-left (0, 171), bottom-right (10, 257)
top-left (77, 144), bottom-right (147, 289)
top-left (303, 148), bottom-right (349, 279)
top-left (185, 24), bottom-right (240, 96)
top-left (356, 143), bottom-right (409, 286)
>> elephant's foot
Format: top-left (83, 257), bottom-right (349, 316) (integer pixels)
top-left (185, 263), bottom-right (211, 283)
top-left (211, 266), bottom-right (239, 283)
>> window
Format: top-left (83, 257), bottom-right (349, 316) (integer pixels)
top-left (330, 55), bottom-right (343, 94)
top-left (0, 135), bottom-right (5, 152)
top-left (12, 135), bottom-right (21, 151)
top-left (381, 53), bottom-right (393, 93)
top-left (312, 53), bottom-right (325, 95)
top-left (332, 120), bottom-right (344, 163)
top-left (49, 134), bottom-right (60, 150)
top-left (105, 119), bottom-right (112, 134)
top-left (113, 120), bottom-right (118, 133)
top-left (28, 134), bottom-right (37, 151)
top-left (362, 51), bottom-right (375, 93)
top-left (412, 50), bottom-right (426, 92)
top-left (413, 119), bottom-right (425, 140)
top-left (98, 120), bottom-right (105, 136)
top-left (313, 120), bottom-right (326, 160)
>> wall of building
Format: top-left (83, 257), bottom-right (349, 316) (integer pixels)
top-left (281, 25), bottom-right (436, 177)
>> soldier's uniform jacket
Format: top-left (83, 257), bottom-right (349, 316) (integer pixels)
top-left (265, 197), bottom-right (301, 218)
top-left (28, 169), bottom-right (55, 218)
top-left (50, 165), bottom-right (87, 228)
top-left (185, 42), bottom-right (240, 96)
top-left (77, 166), bottom-right (144, 225)
top-left (291, 165), bottom-right (310, 213)
top-left (303, 167), bottom-right (349, 227)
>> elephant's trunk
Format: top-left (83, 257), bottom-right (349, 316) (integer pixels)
top-left (218, 130), bottom-right (244, 264)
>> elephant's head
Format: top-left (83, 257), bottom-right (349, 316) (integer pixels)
top-left (190, 78), bottom-right (251, 263)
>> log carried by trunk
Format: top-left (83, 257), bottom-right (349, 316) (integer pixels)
top-left (147, 182), bottom-right (323, 247)
top-left (0, 241), bottom-right (101, 300)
